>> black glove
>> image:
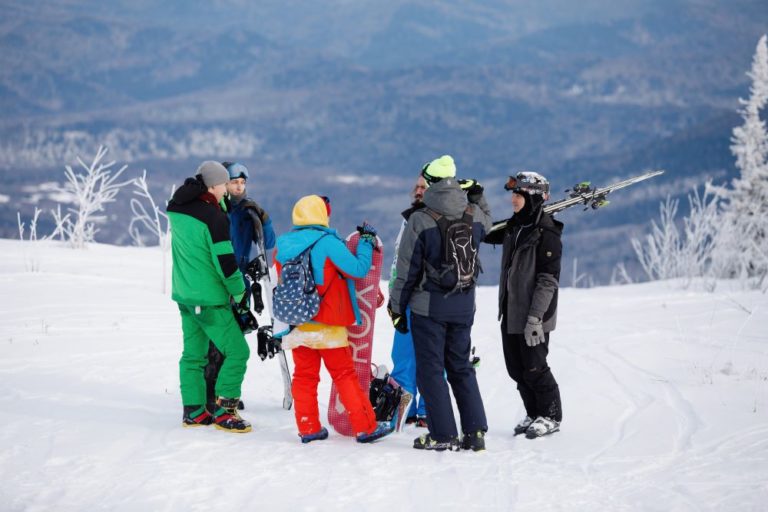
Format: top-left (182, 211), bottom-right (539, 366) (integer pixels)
top-left (241, 199), bottom-right (269, 223)
top-left (233, 291), bottom-right (249, 314)
top-left (387, 302), bottom-right (409, 334)
top-left (459, 179), bottom-right (484, 203)
top-left (231, 293), bottom-right (258, 334)
top-left (356, 222), bottom-right (378, 247)
top-left (257, 326), bottom-right (281, 360)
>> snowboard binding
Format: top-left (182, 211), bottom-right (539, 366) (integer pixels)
top-left (369, 365), bottom-right (404, 422)
top-left (257, 325), bottom-right (282, 361)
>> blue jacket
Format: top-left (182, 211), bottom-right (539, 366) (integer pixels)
top-left (229, 196), bottom-right (276, 272)
top-left (275, 225), bottom-right (372, 326)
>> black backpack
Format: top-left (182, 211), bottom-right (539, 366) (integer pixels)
top-left (424, 206), bottom-right (479, 294)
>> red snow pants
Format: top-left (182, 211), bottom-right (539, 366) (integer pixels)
top-left (292, 345), bottom-right (377, 436)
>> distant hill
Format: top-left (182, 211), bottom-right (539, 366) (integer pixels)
top-left (1, 0), bottom-right (765, 283)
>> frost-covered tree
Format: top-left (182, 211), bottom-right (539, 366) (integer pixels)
top-left (632, 184), bottom-right (720, 287)
top-left (128, 170), bottom-right (172, 294)
top-left (52, 145), bottom-right (131, 249)
top-left (713, 34), bottom-right (768, 288)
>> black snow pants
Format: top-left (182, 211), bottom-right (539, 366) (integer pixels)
top-left (411, 312), bottom-right (488, 441)
top-left (500, 325), bottom-right (562, 422)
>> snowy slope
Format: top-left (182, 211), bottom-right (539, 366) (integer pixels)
top-left (1, 239), bottom-right (766, 512)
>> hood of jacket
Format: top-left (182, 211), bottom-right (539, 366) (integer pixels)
top-left (170, 177), bottom-right (207, 205)
top-left (422, 179), bottom-right (469, 219)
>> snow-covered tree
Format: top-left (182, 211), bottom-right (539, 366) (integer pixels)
top-left (128, 170), bottom-right (172, 294)
top-left (52, 145), bottom-right (131, 249)
top-left (632, 184), bottom-right (720, 287)
top-left (713, 34), bottom-right (768, 288)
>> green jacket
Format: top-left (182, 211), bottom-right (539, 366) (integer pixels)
top-left (167, 177), bottom-right (245, 306)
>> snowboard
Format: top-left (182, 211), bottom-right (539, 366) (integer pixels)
top-left (248, 214), bottom-right (293, 410)
top-left (327, 232), bottom-right (384, 436)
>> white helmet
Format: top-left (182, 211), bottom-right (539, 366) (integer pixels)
top-left (505, 171), bottom-right (550, 196)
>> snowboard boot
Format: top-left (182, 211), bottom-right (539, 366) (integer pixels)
top-left (525, 416), bottom-right (560, 439)
top-left (300, 427), bottom-right (329, 444)
top-left (413, 433), bottom-right (460, 451)
top-left (356, 421), bottom-right (394, 444)
top-left (461, 430), bottom-right (486, 452)
top-left (213, 397), bottom-right (252, 433)
top-left (514, 415), bottom-right (535, 436)
top-left (182, 405), bottom-right (213, 427)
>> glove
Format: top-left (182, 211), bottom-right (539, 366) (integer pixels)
top-left (233, 292), bottom-right (249, 314)
top-left (524, 315), bottom-right (545, 347)
top-left (257, 326), bottom-right (281, 361)
top-left (387, 302), bottom-right (409, 334)
top-left (459, 178), bottom-right (484, 204)
top-left (357, 222), bottom-right (378, 247)
top-left (241, 199), bottom-right (269, 223)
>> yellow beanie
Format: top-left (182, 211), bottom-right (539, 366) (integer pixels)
top-left (292, 195), bottom-right (329, 227)
top-left (423, 155), bottom-right (456, 185)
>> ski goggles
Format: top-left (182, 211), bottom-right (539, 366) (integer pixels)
top-left (226, 163), bottom-right (249, 180)
top-left (504, 172), bottom-right (549, 195)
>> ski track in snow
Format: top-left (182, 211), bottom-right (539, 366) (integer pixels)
top-left (1, 240), bottom-right (768, 511)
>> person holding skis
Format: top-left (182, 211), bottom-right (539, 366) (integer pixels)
top-left (204, 161), bottom-right (276, 412)
top-left (274, 194), bottom-right (393, 444)
top-left (167, 161), bottom-right (252, 433)
top-left (484, 171), bottom-right (563, 438)
top-left (389, 174), bottom-right (429, 427)
top-left (388, 155), bottom-right (491, 452)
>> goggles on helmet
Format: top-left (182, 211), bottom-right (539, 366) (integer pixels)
top-left (504, 171), bottom-right (549, 195)
top-left (226, 163), bottom-right (249, 180)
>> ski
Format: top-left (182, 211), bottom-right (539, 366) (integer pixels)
top-left (247, 216), bottom-right (293, 411)
top-left (487, 169), bottom-right (664, 235)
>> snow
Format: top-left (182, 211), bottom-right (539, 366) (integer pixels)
top-left (1, 239), bottom-right (767, 511)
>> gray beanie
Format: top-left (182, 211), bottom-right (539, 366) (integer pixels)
top-left (196, 161), bottom-right (229, 188)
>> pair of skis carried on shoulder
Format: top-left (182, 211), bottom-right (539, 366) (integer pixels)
top-left (487, 169), bottom-right (664, 235)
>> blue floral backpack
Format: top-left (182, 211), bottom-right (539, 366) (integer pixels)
top-left (273, 234), bottom-right (328, 326)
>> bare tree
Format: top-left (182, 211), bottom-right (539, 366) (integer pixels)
top-left (128, 170), bottom-right (173, 293)
top-left (54, 145), bottom-right (131, 249)
top-left (632, 184), bottom-right (720, 287)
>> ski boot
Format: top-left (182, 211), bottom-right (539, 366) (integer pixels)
top-left (415, 416), bottom-right (428, 428)
top-left (514, 415), bottom-right (535, 436)
top-left (413, 433), bottom-right (460, 451)
top-left (525, 416), bottom-right (560, 439)
top-left (461, 430), bottom-right (486, 452)
top-left (356, 421), bottom-right (394, 443)
top-left (213, 397), bottom-right (252, 433)
top-left (300, 427), bottom-right (329, 444)
top-left (182, 405), bottom-right (213, 427)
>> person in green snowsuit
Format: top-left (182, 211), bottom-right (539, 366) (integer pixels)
top-left (166, 161), bottom-right (252, 433)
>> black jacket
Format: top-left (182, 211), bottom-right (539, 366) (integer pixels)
top-left (485, 209), bottom-right (563, 334)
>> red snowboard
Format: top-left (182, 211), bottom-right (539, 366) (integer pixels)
top-left (327, 232), bottom-right (384, 436)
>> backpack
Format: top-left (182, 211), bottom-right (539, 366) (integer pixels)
top-left (272, 234), bottom-right (328, 326)
top-left (424, 206), bottom-right (479, 294)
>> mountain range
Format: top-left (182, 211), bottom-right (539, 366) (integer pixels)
top-left (2, 0), bottom-right (766, 283)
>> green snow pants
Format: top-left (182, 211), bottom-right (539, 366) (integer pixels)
top-left (178, 303), bottom-right (250, 405)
